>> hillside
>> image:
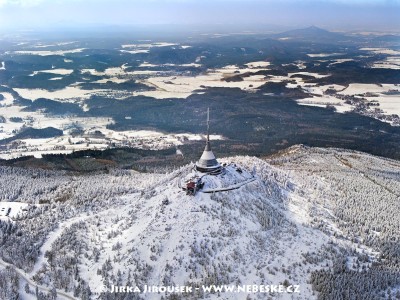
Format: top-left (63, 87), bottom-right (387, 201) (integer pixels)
top-left (0, 146), bottom-right (399, 299)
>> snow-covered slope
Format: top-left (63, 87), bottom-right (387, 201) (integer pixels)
top-left (65, 161), bottom-right (331, 300)
top-left (0, 146), bottom-right (399, 299)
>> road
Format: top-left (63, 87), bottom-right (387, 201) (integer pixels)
top-left (0, 258), bottom-right (78, 300)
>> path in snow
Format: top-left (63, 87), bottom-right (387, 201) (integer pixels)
top-left (29, 214), bottom-right (91, 276)
top-left (201, 177), bottom-right (256, 193)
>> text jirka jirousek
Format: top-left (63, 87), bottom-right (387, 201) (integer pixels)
top-left (108, 284), bottom-right (301, 294)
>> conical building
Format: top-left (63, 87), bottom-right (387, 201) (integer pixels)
top-left (195, 108), bottom-right (222, 174)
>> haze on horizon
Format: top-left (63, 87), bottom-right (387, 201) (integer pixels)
top-left (0, 0), bottom-right (399, 33)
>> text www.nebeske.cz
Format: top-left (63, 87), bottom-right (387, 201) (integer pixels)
top-left (108, 284), bottom-right (300, 294)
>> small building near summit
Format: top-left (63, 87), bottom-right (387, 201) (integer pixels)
top-left (195, 108), bottom-right (222, 174)
top-left (181, 108), bottom-right (255, 195)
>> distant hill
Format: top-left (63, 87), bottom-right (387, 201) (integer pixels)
top-left (372, 34), bottom-right (400, 43)
top-left (0, 127), bottom-right (63, 145)
top-left (22, 98), bottom-right (83, 116)
top-left (275, 26), bottom-right (345, 42)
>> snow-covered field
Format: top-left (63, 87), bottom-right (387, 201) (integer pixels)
top-left (5, 59), bottom-right (271, 102)
top-left (245, 61), bottom-right (271, 68)
top-left (0, 83), bottom-right (226, 158)
top-left (82, 65), bottom-right (166, 77)
top-left (9, 48), bottom-right (86, 56)
top-left (13, 86), bottom-right (108, 102)
top-left (117, 42), bottom-right (183, 55)
top-left (288, 71), bottom-right (330, 79)
top-left (328, 59), bottom-right (354, 66)
top-left (0, 97), bottom-right (110, 140)
top-left (29, 69), bottom-right (74, 76)
top-left (336, 83), bottom-right (400, 117)
top-left (0, 202), bottom-right (29, 221)
top-left (32, 41), bottom-right (78, 48)
top-left (307, 53), bottom-right (344, 58)
top-left (297, 96), bottom-right (353, 113)
top-left (132, 61), bottom-right (272, 99)
top-left (372, 57), bottom-right (400, 70)
top-left (0, 92), bottom-right (15, 106)
top-left (291, 82), bottom-right (400, 121)
top-left (0, 116), bottom-right (225, 158)
top-left (364, 94), bottom-right (400, 115)
top-left (338, 83), bottom-right (400, 96)
top-left (121, 42), bottom-right (177, 49)
top-left (360, 48), bottom-right (400, 55)
top-left (360, 48), bottom-right (400, 69)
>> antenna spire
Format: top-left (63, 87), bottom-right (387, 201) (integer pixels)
top-left (207, 107), bottom-right (210, 142)
top-left (195, 107), bottom-right (221, 174)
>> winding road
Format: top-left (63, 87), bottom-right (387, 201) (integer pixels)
top-left (0, 258), bottom-right (77, 300)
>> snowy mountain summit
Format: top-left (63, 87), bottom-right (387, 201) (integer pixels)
top-left (179, 162), bottom-right (256, 195)
top-left (1, 146), bottom-right (399, 300)
top-left (82, 157), bottom-right (314, 300)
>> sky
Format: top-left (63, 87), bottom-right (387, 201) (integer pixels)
top-left (0, 0), bottom-right (399, 32)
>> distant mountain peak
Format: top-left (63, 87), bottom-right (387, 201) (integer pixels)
top-left (307, 25), bottom-right (324, 30)
top-left (276, 25), bottom-right (343, 42)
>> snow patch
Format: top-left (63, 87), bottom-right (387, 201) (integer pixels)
top-left (307, 53), bottom-right (344, 58)
top-left (372, 57), bottom-right (400, 70)
top-left (288, 72), bottom-right (330, 79)
top-left (30, 69), bottom-right (74, 76)
top-left (360, 48), bottom-right (400, 55)
top-left (13, 86), bottom-right (108, 102)
top-left (121, 42), bottom-right (177, 49)
top-left (0, 92), bottom-right (15, 106)
top-left (10, 48), bottom-right (86, 56)
top-left (338, 83), bottom-right (400, 96)
top-left (297, 96), bottom-right (353, 113)
top-left (245, 61), bottom-right (271, 68)
top-left (120, 49), bottom-right (150, 54)
top-left (328, 59), bottom-right (354, 66)
top-left (0, 202), bottom-right (29, 220)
